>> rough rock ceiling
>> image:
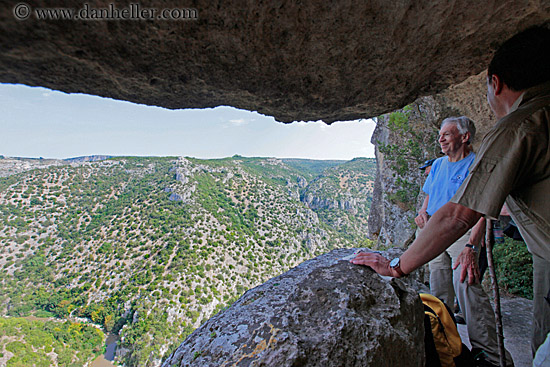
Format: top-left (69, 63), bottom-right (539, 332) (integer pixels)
top-left (1, 1), bottom-right (549, 123)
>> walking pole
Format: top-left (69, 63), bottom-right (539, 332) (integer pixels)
top-left (486, 218), bottom-right (506, 367)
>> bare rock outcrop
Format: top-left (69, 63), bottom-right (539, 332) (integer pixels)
top-left (1, 2), bottom-right (548, 122)
top-left (368, 100), bottom-right (442, 247)
top-left (162, 248), bottom-right (426, 367)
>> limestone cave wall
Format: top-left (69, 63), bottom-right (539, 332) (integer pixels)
top-left (1, 1), bottom-right (548, 122)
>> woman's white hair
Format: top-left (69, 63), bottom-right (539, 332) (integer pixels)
top-left (441, 116), bottom-right (476, 144)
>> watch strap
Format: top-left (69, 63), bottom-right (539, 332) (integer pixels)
top-left (390, 257), bottom-right (406, 277)
top-left (465, 243), bottom-right (479, 252)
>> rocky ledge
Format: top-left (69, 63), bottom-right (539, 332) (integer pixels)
top-left (162, 248), bottom-right (427, 367)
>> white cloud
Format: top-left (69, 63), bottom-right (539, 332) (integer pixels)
top-left (229, 118), bottom-right (248, 126)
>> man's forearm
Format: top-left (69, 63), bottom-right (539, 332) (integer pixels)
top-left (400, 202), bottom-right (482, 274)
top-left (420, 195), bottom-right (429, 213)
top-left (468, 217), bottom-right (486, 246)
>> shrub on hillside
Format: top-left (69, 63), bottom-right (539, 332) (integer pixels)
top-left (492, 238), bottom-right (533, 299)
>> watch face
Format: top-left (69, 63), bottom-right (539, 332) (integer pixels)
top-left (390, 258), bottom-right (399, 267)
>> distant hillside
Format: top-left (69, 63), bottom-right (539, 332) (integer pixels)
top-left (0, 156), bottom-right (376, 367)
top-left (64, 155), bottom-right (113, 163)
top-left (281, 158), bottom-right (346, 176)
top-left (0, 156), bottom-right (67, 177)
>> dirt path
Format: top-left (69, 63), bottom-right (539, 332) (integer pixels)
top-left (458, 295), bottom-right (533, 367)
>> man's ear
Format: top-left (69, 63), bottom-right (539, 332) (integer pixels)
top-left (462, 132), bottom-right (471, 144)
top-left (490, 74), bottom-right (504, 95)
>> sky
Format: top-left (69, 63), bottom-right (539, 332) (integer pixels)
top-left (0, 83), bottom-right (376, 161)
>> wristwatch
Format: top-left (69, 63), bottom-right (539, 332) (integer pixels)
top-left (465, 243), bottom-right (479, 253)
top-left (389, 257), bottom-right (406, 277)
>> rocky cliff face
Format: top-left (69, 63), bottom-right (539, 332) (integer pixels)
top-left (162, 248), bottom-right (427, 367)
top-left (301, 193), bottom-right (355, 212)
top-left (298, 158), bottom-right (376, 242)
top-left (368, 100), bottom-right (442, 247)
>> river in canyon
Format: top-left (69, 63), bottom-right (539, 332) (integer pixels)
top-left (90, 333), bottom-right (118, 367)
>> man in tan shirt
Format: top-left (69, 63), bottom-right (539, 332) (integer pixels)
top-left (352, 26), bottom-right (550, 357)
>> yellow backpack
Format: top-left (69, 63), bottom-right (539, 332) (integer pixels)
top-left (420, 293), bottom-right (473, 367)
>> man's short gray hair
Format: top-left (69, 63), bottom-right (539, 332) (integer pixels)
top-left (441, 116), bottom-right (476, 144)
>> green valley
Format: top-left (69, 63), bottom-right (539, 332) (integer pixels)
top-left (0, 155), bottom-right (376, 366)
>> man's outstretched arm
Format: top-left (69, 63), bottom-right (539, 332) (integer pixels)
top-left (352, 202), bottom-right (482, 277)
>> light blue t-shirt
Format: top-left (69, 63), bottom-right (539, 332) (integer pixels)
top-left (423, 152), bottom-right (476, 216)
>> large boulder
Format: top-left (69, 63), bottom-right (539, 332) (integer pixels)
top-left (1, 2), bottom-right (548, 122)
top-left (162, 248), bottom-right (426, 367)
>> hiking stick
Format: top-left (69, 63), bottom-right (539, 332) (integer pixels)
top-left (486, 219), bottom-right (506, 367)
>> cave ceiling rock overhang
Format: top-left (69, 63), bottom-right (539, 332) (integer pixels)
top-left (0, 1), bottom-right (549, 123)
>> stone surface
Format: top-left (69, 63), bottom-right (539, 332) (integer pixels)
top-left (162, 248), bottom-right (427, 367)
top-left (1, 2), bottom-right (549, 123)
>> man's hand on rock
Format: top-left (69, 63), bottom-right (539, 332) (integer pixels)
top-left (415, 211), bottom-right (429, 228)
top-left (350, 252), bottom-right (397, 277)
top-left (453, 247), bottom-right (481, 285)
